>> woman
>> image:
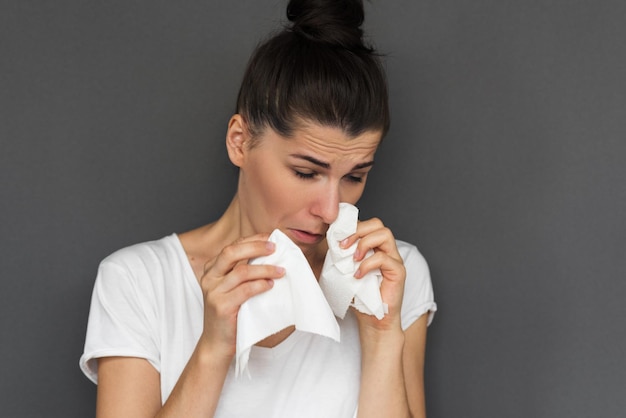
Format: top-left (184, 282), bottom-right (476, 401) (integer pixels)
top-left (80, 0), bottom-right (436, 416)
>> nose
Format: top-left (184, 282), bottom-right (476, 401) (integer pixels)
top-left (311, 182), bottom-right (341, 224)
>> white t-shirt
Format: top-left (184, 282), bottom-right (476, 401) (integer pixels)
top-left (80, 234), bottom-right (436, 417)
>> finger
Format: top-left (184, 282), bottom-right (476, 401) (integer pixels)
top-left (219, 263), bottom-right (285, 293)
top-left (339, 217), bottom-right (385, 249)
top-left (205, 276), bottom-right (278, 320)
top-left (354, 217), bottom-right (385, 236)
top-left (228, 276), bottom-right (280, 307)
top-left (355, 252), bottom-right (407, 316)
top-left (354, 227), bottom-right (401, 262)
top-left (343, 218), bottom-right (400, 263)
top-left (354, 251), bottom-right (405, 283)
top-left (204, 264), bottom-right (285, 318)
top-left (207, 238), bottom-right (275, 277)
top-left (203, 233), bottom-right (272, 274)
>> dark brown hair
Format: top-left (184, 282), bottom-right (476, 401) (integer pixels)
top-left (236, 0), bottom-right (390, 140)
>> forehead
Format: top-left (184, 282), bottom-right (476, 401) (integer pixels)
top-left (266, 122), bottom-right (382, 160)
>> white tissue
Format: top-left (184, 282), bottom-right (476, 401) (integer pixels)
top-left (236, 229), bottom-right (340, 377)
top-left (319, 203), bottom-right (387, 320)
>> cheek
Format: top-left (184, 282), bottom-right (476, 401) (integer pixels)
top-left (246, 160), bottom-right (303, 211)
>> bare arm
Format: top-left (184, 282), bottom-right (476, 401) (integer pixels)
top-left (356, 314), bottom-right (428, 418)
top-left (97, 357), bottom-right (161, 417)
top-left (403, 315), bottom-right (429, 418)
top-left (343, 218), bottom-right (430, 418)
top-left (357, 321), bottom-right (410, 418)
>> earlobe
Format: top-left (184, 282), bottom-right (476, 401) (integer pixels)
top-left (225, 114), bottom-right (248, 167)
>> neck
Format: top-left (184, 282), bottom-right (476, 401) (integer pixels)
top-left (217, 194), bottom-right (328, 275)
top-left (210, 195), bottom-right (249, 241)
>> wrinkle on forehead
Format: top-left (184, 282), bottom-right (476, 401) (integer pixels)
top-left (292, 123), bottom-right (381, 157)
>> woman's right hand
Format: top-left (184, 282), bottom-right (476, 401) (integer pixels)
top-left (198, 233), bottom-right (285, 359)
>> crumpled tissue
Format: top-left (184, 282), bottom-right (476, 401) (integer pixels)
top-left (319, 202), bottom-right (387, 320)
top-left (236, 229), bottom-right (340, 377)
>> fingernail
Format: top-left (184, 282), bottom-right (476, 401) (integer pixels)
top-left (340, 238), bottom-right (349, 248)
top-left (266, 241), bottom-right (275, 251)
top-left (354, 269), bottom-right (361, 278)
top-left (353, 249), bottom-right (361, 260)
top-left (276, 266), bottom-right (285, 275)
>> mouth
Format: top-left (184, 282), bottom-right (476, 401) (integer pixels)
top-left (287, 228), bottom-right (326, 245)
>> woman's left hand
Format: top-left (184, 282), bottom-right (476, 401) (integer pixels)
top-left (340, 217), bottom-right (406, 333)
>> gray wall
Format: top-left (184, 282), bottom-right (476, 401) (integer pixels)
top-left (1, 1), bottom-right (624, 417)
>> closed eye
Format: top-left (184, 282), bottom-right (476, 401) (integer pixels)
top-left (294, 170), bottom-right (316, 180)
top-left (344, 174), bottom-right (364, 183)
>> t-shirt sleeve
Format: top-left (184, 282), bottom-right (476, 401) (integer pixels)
top-left (399, 242), bottom-right (437, 331)
top-left (79, 257), bottom-right (161, 384)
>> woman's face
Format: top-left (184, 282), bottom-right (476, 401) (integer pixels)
top-left (228, 117), bottom-right (381, 257)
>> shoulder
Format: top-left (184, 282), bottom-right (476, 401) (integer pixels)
top-left (94, 234), bottom-right (185, 295)
top-left (101, 234), bottom-right (180, 270)
top-left (81, 236), bottom-right (182, 383)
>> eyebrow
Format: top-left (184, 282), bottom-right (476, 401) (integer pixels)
top-left (290, 154), bottom-right (375, 171)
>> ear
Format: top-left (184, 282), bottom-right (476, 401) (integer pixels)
top-left (225, 114), bottom-right (250, 168)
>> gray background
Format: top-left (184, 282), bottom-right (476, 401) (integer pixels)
top-left (1, 0), bottom-right (625, 417)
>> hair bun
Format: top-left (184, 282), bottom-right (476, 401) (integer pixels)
top-left (286, 0), bottom-right (368, 50)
